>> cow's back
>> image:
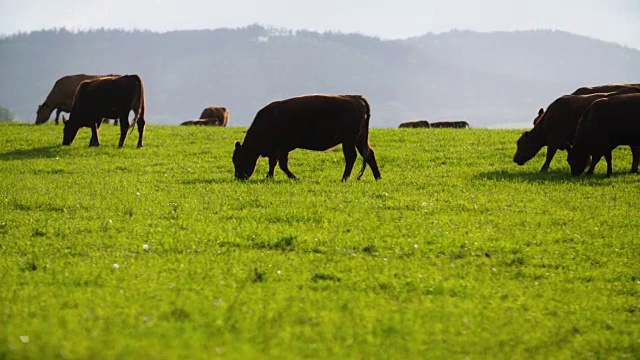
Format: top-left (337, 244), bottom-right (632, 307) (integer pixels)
top-left (571, 84), bottom-right (640, 96)
top-left (243, 95), bottom-right (367, 155)
top-left (583, 94), bottom-right (640, 136)
top-left (72, 75), bottom-right (142, 118)
top-left (48, 74), bottom-right (118, 111)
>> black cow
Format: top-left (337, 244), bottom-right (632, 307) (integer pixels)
top-left (232, 94), bottom-right (381, 181)
top-left (62, 75), bottom-right (146, 148)
top-left (399, 120), bottom-right (430, 128)
top-left (430, 121), bottom-right (470, 128)
top-left (567, 93), bottom-right (640, 177)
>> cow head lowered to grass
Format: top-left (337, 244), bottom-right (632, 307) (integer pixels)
top-left (513, 130), bottom-right (547, 166)
top-left (232, 141), bottom-right (261, 180)
top-left (232, 94), bottom-right (381, 182)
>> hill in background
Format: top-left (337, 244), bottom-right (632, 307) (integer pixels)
top-left (1, 25), bottom-right (639, 128)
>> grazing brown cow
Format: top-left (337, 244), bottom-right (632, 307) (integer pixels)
top-left (36, 74), bottom-right (119, 125)
top-left (567, 94), bottom-right (640, 177)
top-left (514, 88), bottom-right (640, 172)
top-left (399, 120), bottom-right (430, 128)
top-left (430, 121), bottom-right (470, 128)
top-left (570, 84), bottom-right (640, 96)
top-left (198, 106), bottom-right (229, 126)
top-left (62, 75), bottom-right (146, 148)
top-left (232, 94), bottom-right (381, 181)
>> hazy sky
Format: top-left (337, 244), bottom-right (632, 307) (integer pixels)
top-left (2, 0), bottom-right (639, 49)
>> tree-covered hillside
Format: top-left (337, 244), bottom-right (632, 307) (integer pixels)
top-left (1, 25), bottom-right (639, 127)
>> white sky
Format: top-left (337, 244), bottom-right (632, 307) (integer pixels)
top-left (1, 0), bottom-right (639, 49)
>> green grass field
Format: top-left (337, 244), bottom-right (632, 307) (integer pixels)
top-left (1, 122), bottom-right (639, 359)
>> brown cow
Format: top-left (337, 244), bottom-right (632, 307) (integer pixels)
top-left (399, 120), bottom-right (430, 128)
top-left (198, 106), bottom-right (229, 126)
top-left (36, 74), bottom-right (119, 125)
top-left (570, 84), bottom-right (640, 96)
top-left (514, 88), bottom-right (640, 172)
top-left (62, 75), bottom-right (146, 148)
top-left (430, 121), bottom-right (470, 128)
top-left (180, 118), bottom-right (226, 126)
top-left (232, 94), bottom-right (381, 181)
top-left (567, 94), bottom-right (640, 177)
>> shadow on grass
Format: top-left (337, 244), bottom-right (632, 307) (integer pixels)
top-left (0, 145), bottom-right (62, 161)
top-left (183, 176), bottom-right (299, 185)
top-left (182, 177), bottom-right (236, 185)
top-left (476, 169), bottom-right (634, 186)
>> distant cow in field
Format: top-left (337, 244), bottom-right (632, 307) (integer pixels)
top-left (232, 94), bottom-right (381, 181)
top-left (570, 83), bottom-right (640, 96)
top-left (514, 88), bottom-right (640, 172)
top-left (399, 120), bottom-right (430, 128)
top-left (430, 121), bottom-right (470, 128)
top-left (196, 106), bottom-right (229, 126)
top-left (36, 74), bottom-right (119, 125)
top-left (62, 75), bottom-right (146, 148)
top-left (567, 93), bottom-right (640, 177)
top-left (180, 117), bottom-right (226, 126)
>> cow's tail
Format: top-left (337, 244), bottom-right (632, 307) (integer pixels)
top-left (355, 95), bottom-right (371, 179)
top-left (128, 75), bottom-right (145, 135)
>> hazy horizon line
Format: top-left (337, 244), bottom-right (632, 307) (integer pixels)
top-left (2, 24), bottom-right (638, 50)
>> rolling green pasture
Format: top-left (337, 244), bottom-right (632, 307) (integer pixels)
top-left (0, 123), bottom-right (639, 359)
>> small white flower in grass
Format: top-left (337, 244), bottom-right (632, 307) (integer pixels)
top-left (136, 192), bottom-right (141, 196)
top-left (113, 263), bottom-right (120, 269)
top-left (276, 270), bottom-right (281, 275)
top-left (422, 202), bottom-right (427, 207)
top-left (143, 244), bottom-right (149, 251)
top-left (414, 243), bottom-right (419, 248)
top-left (19, 336), bottom-right (29, 343)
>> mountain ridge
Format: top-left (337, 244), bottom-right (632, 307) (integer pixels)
top-left (1, 25), bottom-right (638, 128)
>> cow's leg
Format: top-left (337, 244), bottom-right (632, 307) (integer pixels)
top-left (540, 146), bottom-right (557, 173)
top-left (365, 148), bottom-right (381, 180)
top-left (114, 118), bottom-right (119, 126)
top-left (118, 116), bottom-right (129, 148)
top-left (586, 155), bottom-right (601, 176)
top-left (136, 115), bottom-right (146, 148)
top-left (341, 144), bottom-right (358, 182)
top-left (267, 157), bottom-right (277, 178)
top-left (355, 142), bottom-right (381, 180)
top-left (89, 122), bottom-right (100, 147)
top-left (630, 146), bottom-right (640, 173)
top-left (278, 152), bottom-right (298, 180)
top-left (54, 109), bottom-right (61, 125)
top-left (604, 151), bottom-right (613, 178)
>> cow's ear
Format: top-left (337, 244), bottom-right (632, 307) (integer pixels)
top-left (235, 141), bottom-right (241, 150)
top-left (62, 115), bottom-right (67, 124)
top-left (538, 108), bottom-right (544, 116)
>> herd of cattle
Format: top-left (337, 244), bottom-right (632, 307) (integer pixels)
top-left (34, 74), bottom-right (640, 180)
top-left (514, 83), bottom-right (640, 177)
